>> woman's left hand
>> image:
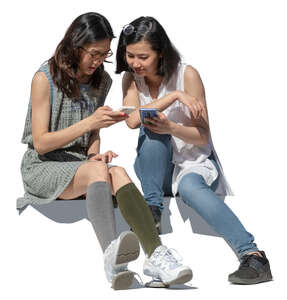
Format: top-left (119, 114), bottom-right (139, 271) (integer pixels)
top-left (89, 151), bottom-right (118, 163)
top-left (143, 112), bottom-right (173, 134)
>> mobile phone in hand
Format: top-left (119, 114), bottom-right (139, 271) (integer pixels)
top-left (139, 108), bottom-right (158, 124)
top-left (118, 106), bottom-right (136, 115)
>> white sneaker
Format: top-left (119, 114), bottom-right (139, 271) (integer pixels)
top-left (143, 245), bottom-right (193, 285)
top-left (104, 231), bottom-right (140, 290)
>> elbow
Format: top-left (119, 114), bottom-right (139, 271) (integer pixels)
top-left (33, 139), bottom-right (48, 155)
top-left (126, 120), bottom-right (140, 129)
top-left (34, 145), bottom-right (46, 156)
top-left (198, 130), bottom-right (210, 146)
top-left (200, 138), bottom-right (209, 147)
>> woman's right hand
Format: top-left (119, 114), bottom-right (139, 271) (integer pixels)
top-left (176, 91), bottom-right (205, 119)
top-left (88, 106), bottom-right (127, 130)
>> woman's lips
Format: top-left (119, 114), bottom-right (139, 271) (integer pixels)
top-left (135, 68), bottom-right (144, 74)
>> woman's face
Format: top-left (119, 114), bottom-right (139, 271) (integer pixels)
top-left (77, 39), bottom-right (111, 78)
top-left (126, 40), bottom-right (160, 77)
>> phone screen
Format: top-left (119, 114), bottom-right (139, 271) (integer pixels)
top-left (139, 108), bottom-right (158, 124)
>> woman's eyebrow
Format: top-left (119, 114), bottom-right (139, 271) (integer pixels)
top-left (126, 51), bottom-right (148, 56)
top-left (89, 48), bottom-right (111, 52)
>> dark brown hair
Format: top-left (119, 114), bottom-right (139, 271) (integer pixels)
top-left (48, 12), bottom-right (115, 99)
top-left (116, 16), bottom-right (180, 82)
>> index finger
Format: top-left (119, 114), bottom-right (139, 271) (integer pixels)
top-left (144, 117), bottom-right (157, 124)
top-left (107, 111), bottom-right (127, 117)
top-left (100, 106), bottom-right (113, 111)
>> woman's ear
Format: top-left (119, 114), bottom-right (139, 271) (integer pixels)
top-left (73, 47), bottom-right (82, 61)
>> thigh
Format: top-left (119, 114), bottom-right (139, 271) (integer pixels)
top-left (178, 172), bottom-right (222, 214)
top-left (136, 126), bottom-right (172, 155)
top-left (178, 172), bottom-right (207, 195)
top-left (134, 127), bottom-right (173, 182)
top-left (59, 161), bottom-right (109, 200)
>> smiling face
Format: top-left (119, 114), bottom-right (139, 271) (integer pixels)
top-left (125, 40), bottom-right (160, 77)
top-left (77, 39), bottom-right (111, 81)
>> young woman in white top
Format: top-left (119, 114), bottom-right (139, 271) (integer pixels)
top-left (116, 16), bottom-right (272, 285)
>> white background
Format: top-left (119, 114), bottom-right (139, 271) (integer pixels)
top-left (1, 0), bottom-right (286, 299)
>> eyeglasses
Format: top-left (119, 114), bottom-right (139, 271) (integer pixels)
top-left (122, 22), bottom-right (152, 36)
top-left (80, 47), bottom-right (113, 61)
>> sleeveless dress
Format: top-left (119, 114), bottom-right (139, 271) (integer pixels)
top-left (17, 62), bottom-right (112, 209)
top-left (124, 62), bottom-right (233, 198)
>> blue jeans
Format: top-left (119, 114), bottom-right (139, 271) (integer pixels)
top-left (134, 127), bottom-right (174, 210)
top-left (134, 127), bottom-right (259, 259)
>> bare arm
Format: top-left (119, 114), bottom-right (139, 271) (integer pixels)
top-left (122, 73), bottom-right (181, 129)
top-left (32, 72), bottom-right (94, 155)
top-left (170, 66), bottom-right (210, 145)
top-left (87, 129), bottom-right (100, 156)
top-left (144, 66), bottom-right (210, 146)
top-left (32, 72), bottom-right (126, 155)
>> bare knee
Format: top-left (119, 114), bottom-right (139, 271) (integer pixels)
top-left (108, 166), bottom-right (132, 193)
top-left (109, 166), bottom-right (128, 179)
top-left (59, 161), bottom-right (110, 200)
top-left (83, 161), bottom-right (110, 185)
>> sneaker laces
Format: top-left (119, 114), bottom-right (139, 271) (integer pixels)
top-left (153, 247), bottom-right (183, 271)
top-left (241, 254), bottom-right (259, 268)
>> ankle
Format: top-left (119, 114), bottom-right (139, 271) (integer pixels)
top-left (247, 251), bottom-right (263, 257)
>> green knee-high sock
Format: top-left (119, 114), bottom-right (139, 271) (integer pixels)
top-left (115, 183), bottom-right (161, 257)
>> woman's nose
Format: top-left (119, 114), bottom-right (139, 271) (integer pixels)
top-left (132, 59), bottom-right (141, 68)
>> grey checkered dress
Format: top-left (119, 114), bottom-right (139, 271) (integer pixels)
top-left (17, 63), bottom-right (112, 209)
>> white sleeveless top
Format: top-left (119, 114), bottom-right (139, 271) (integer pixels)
top-left (123, 62), bottom-right (233, 198)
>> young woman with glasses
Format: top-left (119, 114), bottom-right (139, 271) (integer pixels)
top-left (116, 16), bottom-right (273, 285)
top-left (17, 12), bottom-right (193, 290)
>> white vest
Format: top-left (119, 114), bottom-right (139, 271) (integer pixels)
top-left (123, 62), bottom-right (233, 198)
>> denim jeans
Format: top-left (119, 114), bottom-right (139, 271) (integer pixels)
top-left (134, 127), bottom-right (259, 259)
top-left (134, 127), bottom-right (174, 210)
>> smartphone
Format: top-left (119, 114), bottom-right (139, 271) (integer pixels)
top-left (118, 106), bottom-right (136, 115)
top-left (139, 108), bottom-right (158, 124)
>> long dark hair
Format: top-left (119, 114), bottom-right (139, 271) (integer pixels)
top-left (48, 12), bottom-right (115, 99)
top-left (116, 16), bottom-right (180, 82)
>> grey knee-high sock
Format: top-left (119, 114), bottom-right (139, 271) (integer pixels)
top-left (86, 181), bottom-right (117, 252)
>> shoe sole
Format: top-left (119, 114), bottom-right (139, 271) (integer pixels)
top-left (228, 271), bottom-right (273, 285)
top-left (115, 231), bottom-right (140, 265)
top-left (164, 269), bottom-right (193, 286)
top-left (145, 280), bottom-right (169, 288)
top-left (112, 271), bottom-right (135, 290)
top-left (110, 232), bottom-right (140, 290)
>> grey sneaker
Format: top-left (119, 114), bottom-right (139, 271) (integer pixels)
top-left (143, 245), bottom-right (193, 286)
top-left (228, 251), bottom-right (273, 284)
top-left (104, 231), bottom-right (140, 290)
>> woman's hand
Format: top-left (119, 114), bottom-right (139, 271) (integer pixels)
top-left (88, 106), bottom-right (128, 130)
top-left (143, 112), bottom-right (173, 135)
top-left (89, 151), bottom-right (118, 163)
top-left (177, 91), bottom-right (204, 119)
